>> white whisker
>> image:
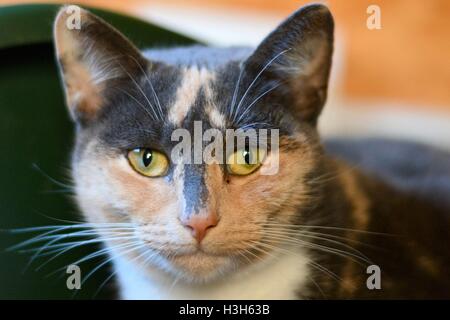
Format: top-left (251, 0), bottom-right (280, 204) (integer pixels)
top-left (33, 235), bottom-right (137, 271)
top-left (128, 54), bottom-right (165, 120)
top-left (229, 63), bottom-right (244, 121)
top-left (232, 48), bottom-right (290, 123)
top-left (235, 82), bottom-right (281, 125)
top-left (118, 62), bottom-right (161, 121)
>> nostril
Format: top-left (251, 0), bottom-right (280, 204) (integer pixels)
top-left (205, 223), bottom-right (216, 231)
top-left (183, 224), bottom-right (194, 233)
top-left (205, 216), bottom-right (218, 229)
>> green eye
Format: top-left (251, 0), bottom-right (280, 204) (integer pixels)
top-left (227, 147), bottom-right (266, 176)
top-left (128, 148), bottom-right (169, 177)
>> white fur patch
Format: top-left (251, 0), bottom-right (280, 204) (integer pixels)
top-left (113, 246), bottom-right (311, 300)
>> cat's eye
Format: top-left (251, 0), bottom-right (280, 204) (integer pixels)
top-left (227, 147), bottom-right (266, 176)
top-left (127, 148), bottom-right (169, 177)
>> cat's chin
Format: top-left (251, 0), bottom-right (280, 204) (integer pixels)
top-left (162, 251), bottom-right (237, 283)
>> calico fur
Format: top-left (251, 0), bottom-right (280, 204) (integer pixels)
top-left (53, 4), bottom-right (450, 299)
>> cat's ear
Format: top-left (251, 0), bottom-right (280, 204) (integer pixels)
top-left (245, 4), bottom-right (334, 124)
top-left (54, 6), bottom-right (147, 123)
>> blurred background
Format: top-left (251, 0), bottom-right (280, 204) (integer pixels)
top-left (0, 0), bottom-right (449, 299)
top-left (1, 0), bottom-right (449, 148)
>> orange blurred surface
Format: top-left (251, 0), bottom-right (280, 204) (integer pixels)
top-left (329, 0), bottom-right (450, 109)
top-left (1, 0), bottom-right (449, 110)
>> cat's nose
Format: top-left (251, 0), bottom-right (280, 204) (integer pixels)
top-left (182, 214), bottom-right (218, 243)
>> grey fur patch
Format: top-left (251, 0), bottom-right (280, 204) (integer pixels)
top-left (144, 46), bottom-right (252, 69)
top-left (325, 138), bottom-right (450, 208)
top-left (182, 164), bottom-right (209, 216)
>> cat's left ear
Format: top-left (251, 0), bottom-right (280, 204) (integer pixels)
top-left (245, 4), bottom-right (334, 124)
top-left (54, 6), bottom-right (148, 124)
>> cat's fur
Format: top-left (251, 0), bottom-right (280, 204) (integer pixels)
top-left (53, 4), bottom-right (450, 299)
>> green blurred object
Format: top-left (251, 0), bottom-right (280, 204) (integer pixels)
top-left (0, 4), bottom-right (197, 299)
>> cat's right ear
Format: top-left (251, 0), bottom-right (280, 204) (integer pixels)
top-left (54, 6), bottom-right (147, 124)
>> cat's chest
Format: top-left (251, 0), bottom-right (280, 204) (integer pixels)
top-left (113, 247), bottom-right (311, 300)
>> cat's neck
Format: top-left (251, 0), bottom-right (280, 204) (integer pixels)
top-left (112, 246), bottom-right (311, 300)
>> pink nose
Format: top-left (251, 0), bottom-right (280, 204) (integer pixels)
top-left (182, 214), bottom-right (218, 243)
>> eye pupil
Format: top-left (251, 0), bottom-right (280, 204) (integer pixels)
top-left (243, 149), bottom-right (251, 165)
top-left (227, 147), bottom-right (264, 176)
top-left (142, 149), bottom-right (153, 167)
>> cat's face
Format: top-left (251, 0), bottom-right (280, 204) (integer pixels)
top-left (54, 5), bottom-right (333, 282)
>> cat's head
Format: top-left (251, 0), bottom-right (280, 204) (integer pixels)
top-left (54, 4), bottom-right (333, 283)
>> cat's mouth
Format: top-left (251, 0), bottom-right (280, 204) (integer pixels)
top-left (132, 228), bottom-right (265, 281)
top-left (165, 250), bottom-right (235, 281)
top-left (140, 243), bottom-right (245, 282)
top-left (157, 243), bottom-right (232, 261)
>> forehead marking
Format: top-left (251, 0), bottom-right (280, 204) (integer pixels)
top-left (203, 71), bottom-right (225, 129)
top-left (182, 164), bottom-right (208, 216)
top-left (205, 105), bottom-right (226, 129)
top-left (168, 67), bottom-right (214, 127)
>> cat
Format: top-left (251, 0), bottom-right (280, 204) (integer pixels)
top-left (53, 4), bottom-right (450, 299)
